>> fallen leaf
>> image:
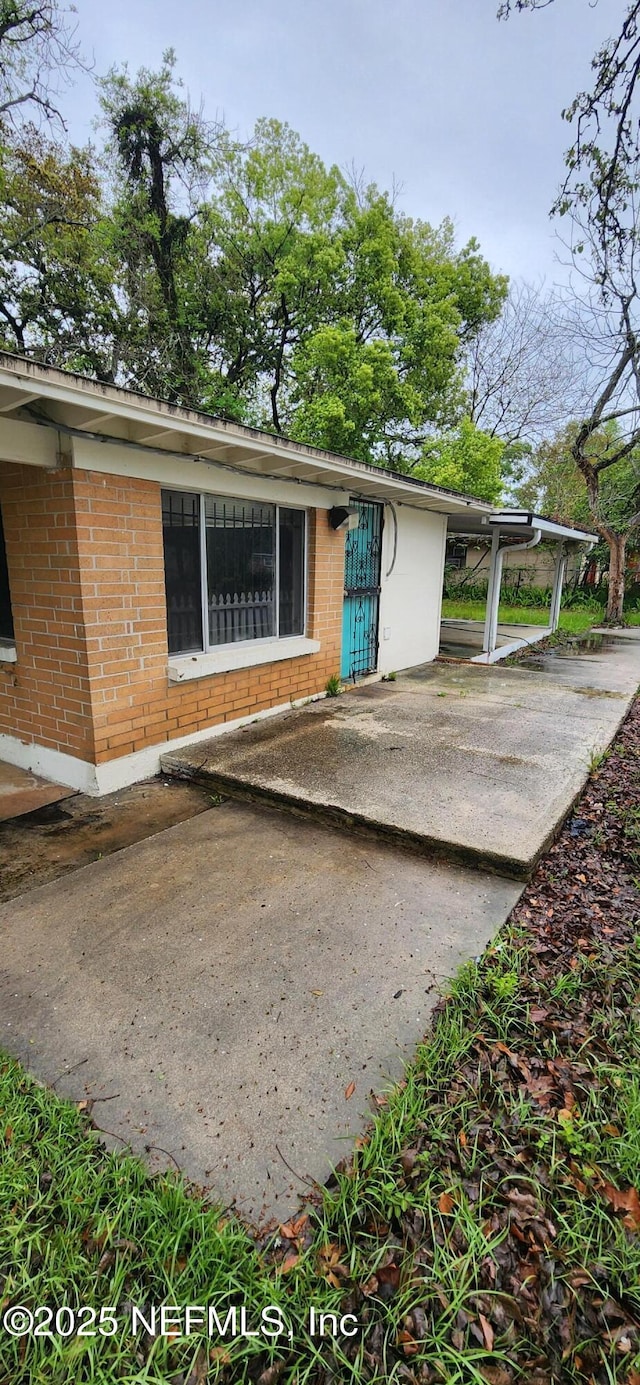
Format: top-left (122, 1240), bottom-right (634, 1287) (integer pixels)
top-left (478, 1312), bottom-right (495, 1351)
top-left (400, 1148), bottom-right (418, 1174)
top-left (438, 1191), bottom-right (455, 1215)
top-left (280, 1252), bottom-right (300, 1273)
top-left (377, 1262), bottom-right (401, 1294)
top-left (318, 1242), bottom-right (349, 1288)
top-left (600, 1183), bottom-right (640, 1230)
top-left (397, 1328), bottom-right (419, 1356)
top-left (344, 1080), bottom-right (356, 1100)
top-left (279, 1214), bottom-right (308, 1241)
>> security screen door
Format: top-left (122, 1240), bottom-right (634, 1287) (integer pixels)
top-left (340, 500), bottom-right (383, 680)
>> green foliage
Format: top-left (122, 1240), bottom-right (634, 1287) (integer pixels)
top-left (0, 125), bottom-right (119, 372)
top-left (98, 50), bottom-right (222, 404)
top-left (0, 54), bottom-right (507, 462)
top-left (415, 416), bottom-right (504, 502)
top-left (325, 672), bottom-right (342, 696)
top-left (515, 421), bottom-right (640, 581)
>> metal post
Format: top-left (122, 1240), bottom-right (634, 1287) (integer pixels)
top-left (483, 528), bottom-right (504, 654)
top-left (550, 543), bottom-right (568, 632)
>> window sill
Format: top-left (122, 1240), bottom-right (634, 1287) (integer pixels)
top-left (0, 642), bottom-right (17, 663)
top-left (168, 636), bottom-right (321, 683)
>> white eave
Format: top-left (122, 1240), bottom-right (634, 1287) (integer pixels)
top-left (487, 512), bottom-right (598, 544)
top-left (0, 353), bottom-right (494, 518)
top-left (448, 508), bottom-right (597, 545)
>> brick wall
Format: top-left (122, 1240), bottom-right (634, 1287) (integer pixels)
top-left (0, 462), bottom-right (345, 771)
top-left (0, 462), bottom-right (95, 761)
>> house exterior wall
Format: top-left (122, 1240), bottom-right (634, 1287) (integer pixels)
top-left (0, 461), bottom-right (345, 792)
top-left (0, 462), bottom-right (96, 763)
top-left (76, 470), bottom-right (344, 767)
top-left (378, 505), bottom-right (447, 674)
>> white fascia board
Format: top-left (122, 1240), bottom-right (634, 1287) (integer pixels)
top-left (72, 436), bottom-right (349, 510)
top-left (0, 416), bottom-right (60, 469)
top-left (487, 513), bottom-right (597, 543)
top-left (0, 362), bottom-right (495, 515)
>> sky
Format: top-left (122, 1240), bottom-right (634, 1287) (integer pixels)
top-left (62, 0), bottom-right (610, 286)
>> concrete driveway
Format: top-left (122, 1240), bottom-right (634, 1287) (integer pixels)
top-left (164, 632), bottom-right (640, 879)
top-left (0, 801), bottom-right (520, 1220)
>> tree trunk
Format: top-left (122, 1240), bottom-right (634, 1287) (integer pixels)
top-left (606, 532), bottom-right (626, 623)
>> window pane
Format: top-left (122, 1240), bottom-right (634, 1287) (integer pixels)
top-left (205, 497), bottom-right (275, 644)
top-left (161, 490), bottom-right (203, 655)
top-left (0, 507), bottom-right (14, 642)
top-left (279, 509), bottom-right (305, 636)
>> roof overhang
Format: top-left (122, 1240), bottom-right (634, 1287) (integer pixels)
top-left (448, 509), bottom-right (597, 546)
top-left (0, 354), bottom-right (494, 519)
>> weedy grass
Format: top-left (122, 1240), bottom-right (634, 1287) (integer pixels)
top-left (324, 673), bottom-right (342, 697)
top-left (2, 712), bottom-right (640, 1382)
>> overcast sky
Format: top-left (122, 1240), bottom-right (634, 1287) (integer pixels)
top-left (63, 0), bottom-right (609, 286)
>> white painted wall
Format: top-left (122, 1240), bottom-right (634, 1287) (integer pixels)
top-left (377, 504), bottom-right (447, 674)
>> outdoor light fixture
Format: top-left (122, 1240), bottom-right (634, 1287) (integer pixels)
top-left (328, 506), bottom-right (360, 532)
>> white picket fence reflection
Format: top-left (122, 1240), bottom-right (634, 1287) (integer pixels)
top-left (208, 590), bottom-right (274, 644)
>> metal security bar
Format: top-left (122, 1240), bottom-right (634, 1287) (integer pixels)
top-left (341, 500), bottom-right (383, 680)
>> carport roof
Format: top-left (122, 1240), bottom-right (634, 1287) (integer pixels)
top-left (447, 509), bottom-right (598, 545)
top-left (0, 352), bottom-right (493, 518)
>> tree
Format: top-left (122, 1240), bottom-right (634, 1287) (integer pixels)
top-left (207, 120), bottom-right (507, 457)
top-left (97, 69), bottom-right (508, 452)
top-left (519, 421), bottom-right (639, 530)
top-left (499, 2), bottom-right (640, 271)
top-left (0, 125), bottom-right (119, 374)
top-left (414, 416), bottom-right (504, 503)
top-left (99, 51), bottom-right (223, 404)
top-left (466, 280), bottom-right (575, 447)
top-left (518, 420), bottom-right (640, 601)
top-left (0, 50), bottom-right (508, 459)
top-left (564, 277), bottom-right (640, 619)
top-left (0, 0), bottom-right (84, 128)
top-left (500, 0), bottom-right (640, 619)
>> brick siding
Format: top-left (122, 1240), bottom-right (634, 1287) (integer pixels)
top-left (0, 462), bottom-right (345, 771)
top-left (0, 463), bottom-right (95, 761)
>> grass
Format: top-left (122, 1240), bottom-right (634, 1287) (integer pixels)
top-left (2, 719), bottom-right (640, 1381)
top-left (441, 598), bottom-right (596, 634)
top-left (3, 938), bottom-right (640, 1381)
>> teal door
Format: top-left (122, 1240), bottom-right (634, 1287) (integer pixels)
top-left (341, 500), bottom-right (383, 680)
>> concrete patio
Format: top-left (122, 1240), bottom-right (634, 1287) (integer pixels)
top-left (163, 631), bottom-right (640, 880)
top-left (0, 801), bottom-right (520, 1219)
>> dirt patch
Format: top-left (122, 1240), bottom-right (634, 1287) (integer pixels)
top-left (0, 777), bottom-right (214, 902)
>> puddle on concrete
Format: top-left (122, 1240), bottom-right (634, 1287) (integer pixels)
top-left (514, 631), bottom-right (624, 673)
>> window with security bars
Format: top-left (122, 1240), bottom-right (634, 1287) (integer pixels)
top-left (162, 490), bottom-right (306, 656)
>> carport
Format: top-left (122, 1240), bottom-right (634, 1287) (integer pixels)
top-left (442, 511), bottom-right (597, 662)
